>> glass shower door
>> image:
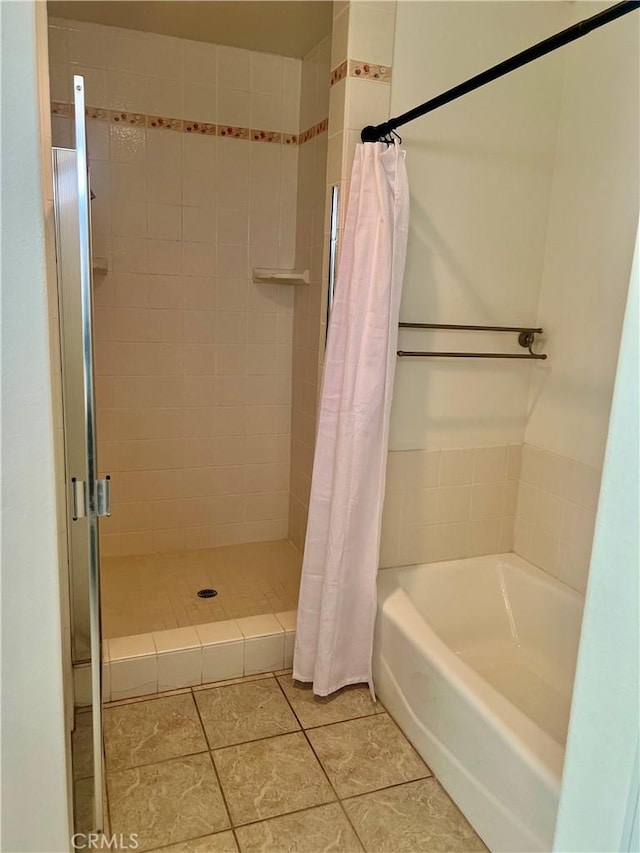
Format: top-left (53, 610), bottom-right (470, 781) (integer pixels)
top-left (53, 75), bottom-right (109, 835)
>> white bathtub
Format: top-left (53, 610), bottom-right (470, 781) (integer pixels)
top-left (373, 553), bottom-right (584, 853)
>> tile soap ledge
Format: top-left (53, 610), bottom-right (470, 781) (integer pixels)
top-left (252, 268), bottom-right (310, 285)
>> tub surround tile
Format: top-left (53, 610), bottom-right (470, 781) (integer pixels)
top-left (514, 443), bottom-right (601, 593)
top-left (108, 753), bottom-right (229, 851)
top-left (343, 778), bottom-right (488, 852)
top-left (213, 731), bottom-right (334, 825)
top-left (439, 449), bottom-right (474, 486)
top-left (381, 444), bottom-right (522, 568)
top-left (104, 693), bottom-right (206, 770)
top-left (306, 714), bottom-right (430, 799)
top-left (149, 832), bottom-right (239, 852)
top-left (195, 679), bottom-right (299, 749)
top-left (473, 445), bottom-right (508, 484)
top-left (276, 675), bottom-right (382, 729)
top-left (234, 803), bottom-right (363, 852)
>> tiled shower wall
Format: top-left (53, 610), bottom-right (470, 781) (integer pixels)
top-left (47, 18), bottom-right (303, 555)
top-left (514, 444), bottom-right (601, 595)
top-left (289, 38), bottom-right (331, 551)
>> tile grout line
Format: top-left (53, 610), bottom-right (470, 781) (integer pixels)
top-left (227, 798), bottom-right (353, 835)
top-left (272, 676), bottom-right (369, 851)
top-left (106, 747), bottom-right (210, 776)
top-left (190, 690), bottom-right (240, 849)
top-left (272, 677), bottom-right (435, 847)
top-left (144, 828), bottom-right (234, 853)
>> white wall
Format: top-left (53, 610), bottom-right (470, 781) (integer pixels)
top-left (525, 1), bottom-right (640, 470)
top-left (553, 226), bottom-right (639, 852)
top-left (388, 1), bottom-right (571, 451)
top-left (0, 1), bottom-right (71, 850)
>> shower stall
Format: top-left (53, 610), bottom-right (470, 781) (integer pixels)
top-left (48, 9), bottom-right (332, 832)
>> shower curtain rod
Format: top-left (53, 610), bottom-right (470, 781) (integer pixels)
top-left (361, 0), bottom-right (640, 143)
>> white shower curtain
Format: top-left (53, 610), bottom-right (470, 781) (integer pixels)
top-left (293, 141), bottom-right (409, 697)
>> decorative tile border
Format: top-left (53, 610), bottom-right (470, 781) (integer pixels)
top-left (350, 59), bottom-right (392, 82)
top-left (299, 118), bottom-right (328, 145)
top-left (184, 120), bottom-right (217, 135)
top-left (331, 60), bottom-right (348, 86)
top-left (218, 124), bottom-right (251, 140)
top-left (251, 129), bottom-right (281, 143)
top-left (330, 59), bottom-right (393, 87)
top-left (51, 101), bottom-right (325, 146)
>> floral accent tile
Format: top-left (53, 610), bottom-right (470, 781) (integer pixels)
top-left (111, 110), bottom-right (146, 127)
top-left (282, 133), bottom-right (299, 145)
top-left (299, 118), bottom-right (329, 145)
top-left (330, 60), bottom-right (348, 87)
top-left (86, 106), bottom-right (111, 122)
top-left (51, 100), bottom-right (72, 117)
top-left (218, 125), bottom-right (251, 140)
top-left (251, 129), bottom-right (282, 143)
top-left (147, 114), bottom-right (183, 132)
top-left (184, 120), bottom-right (217, 135)
top-left (349, 60), bottom-right (392, 83)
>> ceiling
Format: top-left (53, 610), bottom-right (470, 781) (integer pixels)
top-left (47, 1), bottom-right (333, 58)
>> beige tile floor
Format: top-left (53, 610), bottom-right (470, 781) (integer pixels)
top-left (101, 540), bottom-right (302, 638)
top-left (74, 672), bottom-right (488, 852)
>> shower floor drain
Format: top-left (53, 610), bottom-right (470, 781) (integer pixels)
top-left (197, 588), bottom-right (218, 599)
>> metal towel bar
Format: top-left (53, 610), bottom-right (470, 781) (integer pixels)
top-left (397, 323), bottom-right (547, 360)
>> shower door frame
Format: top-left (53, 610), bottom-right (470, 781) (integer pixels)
top-left (53, 74), bottom-right (106, 835)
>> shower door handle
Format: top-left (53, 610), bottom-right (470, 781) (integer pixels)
top-left (71, 477), bottom-right (87, 521)
top-left (71, 477), bottom-right (110, 519)
top-left (96, 476), bottom-right (111, 517)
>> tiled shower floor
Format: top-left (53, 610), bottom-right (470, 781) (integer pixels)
top-left (74, 672), bottom-right (488, 852)
top-left (101, 540), bottom-right (302, 639)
